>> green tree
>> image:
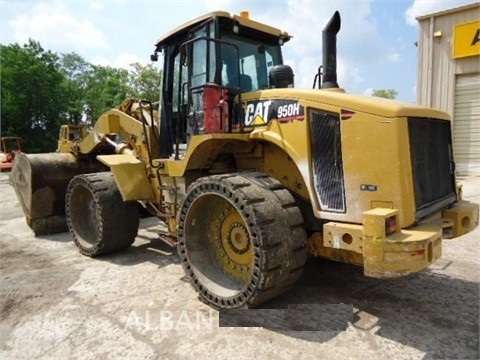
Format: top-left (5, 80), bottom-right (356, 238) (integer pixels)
top-left (84, 65), bottom-right (130, 125)
top-left (127, 62), bottom-right (162, 102)
top-left (1, 40), bottom-right (162, 150)
top-left (372, 89), bottom-right (398, 99)
top-left (59, 52), bottom-right (93, 125)
top-left (1, 40), bottom-right (68, 152)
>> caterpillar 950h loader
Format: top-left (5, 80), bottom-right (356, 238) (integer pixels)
top-left (11, 11), bottom-right (479, 308)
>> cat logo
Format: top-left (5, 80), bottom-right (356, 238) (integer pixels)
top-left (244, 100), bottom-right (272, 126)
top-left (244, 99), bottom-right (304, 126)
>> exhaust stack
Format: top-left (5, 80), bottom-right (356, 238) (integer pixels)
top-left (321, 11), bottom-right (341, 89)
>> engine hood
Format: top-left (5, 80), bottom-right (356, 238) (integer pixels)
top-left (240, 88), bottom-right (450, 120)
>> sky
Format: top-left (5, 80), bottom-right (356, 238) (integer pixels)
top-left (0, 0), bottom-right (476, 103)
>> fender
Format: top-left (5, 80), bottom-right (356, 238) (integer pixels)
top-left (97, 154), bottom-right (155, 201)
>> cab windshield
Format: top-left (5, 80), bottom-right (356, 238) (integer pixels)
top-left (220, 33), bottom-right (283, 91)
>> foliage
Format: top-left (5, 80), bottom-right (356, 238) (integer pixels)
top-left (1, 40), bottom-right (68, 152)
top-left (84, 65), bottom-right (130, 125)
top-left (371, 89), bottom-right (398, 99)
top-left (127, 62), bottom-right (162, 103)
top-left (59, 52), bottom-right (93, 125)
top-left (1, 39), bottom-right (162, 152)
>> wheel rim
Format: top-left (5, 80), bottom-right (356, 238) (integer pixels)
top-left (179, 173), bottom-right (308, 309)
top-left (69, 183), bottom-right (99, 246)
top-left (212, 202), bottom-right (253, 284)
top-left (184, 194), bottom-right (253, 298)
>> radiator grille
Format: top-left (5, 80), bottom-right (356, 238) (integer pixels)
top-left (310, 110), bottom-right (346, 212)
top-left (408, 117), bottom-right (456, 219)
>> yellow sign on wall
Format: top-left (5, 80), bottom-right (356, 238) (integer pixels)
top-left (453, 20), bottom-right (480, 59)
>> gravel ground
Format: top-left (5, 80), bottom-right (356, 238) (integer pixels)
top-left (0, 172), bottom-right (478, 360)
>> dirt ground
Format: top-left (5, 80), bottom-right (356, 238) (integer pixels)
top-left (0, 172), bottom-right (479, 360)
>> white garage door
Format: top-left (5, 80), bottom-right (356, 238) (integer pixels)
top-left (453, 73), bottom-right (480, 176)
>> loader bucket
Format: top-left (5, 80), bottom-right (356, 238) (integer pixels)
top-left (11, 153), bottom-right (106, 235)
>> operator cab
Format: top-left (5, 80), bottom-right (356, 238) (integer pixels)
top-left (152, 11), bottom-right (291, 158)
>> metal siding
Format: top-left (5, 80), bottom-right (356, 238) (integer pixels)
top-left (417, 4), bottom-right (479, 177)
top-left (428, 13), bottom-right (457, 116)
top-left (416, 3), bottom-right (480, 117)
top-left (454, 73), bottom-right (480, 176)
top-left (417, 20), bottom-right (432, 106)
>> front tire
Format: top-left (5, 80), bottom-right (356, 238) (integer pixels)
top-left (177, 172), bottom-right (307, 308)
top-left (65, 172), bottom-right (139, 257)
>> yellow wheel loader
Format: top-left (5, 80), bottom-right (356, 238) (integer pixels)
top-left (11, 11), bottom-right (479, 309)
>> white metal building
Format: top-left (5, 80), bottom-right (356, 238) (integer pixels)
top-left (417, 3), bottom-right (480, 176)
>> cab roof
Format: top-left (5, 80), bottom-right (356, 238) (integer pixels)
top-left (155, 11), bottom-right (290, 46)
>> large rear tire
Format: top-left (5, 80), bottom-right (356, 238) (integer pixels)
top-left (65, 172), bottom-right (139, 257)
top-left (177, 172), bottom-right (307, 308)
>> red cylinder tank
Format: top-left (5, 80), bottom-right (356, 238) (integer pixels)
top-left (202, 84), bottom-right (228, 134)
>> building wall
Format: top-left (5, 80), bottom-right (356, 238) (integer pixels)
top-left (417, 3), bottom-right (479, 115)
top-left (417, 3), bottom-right (479, 176)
